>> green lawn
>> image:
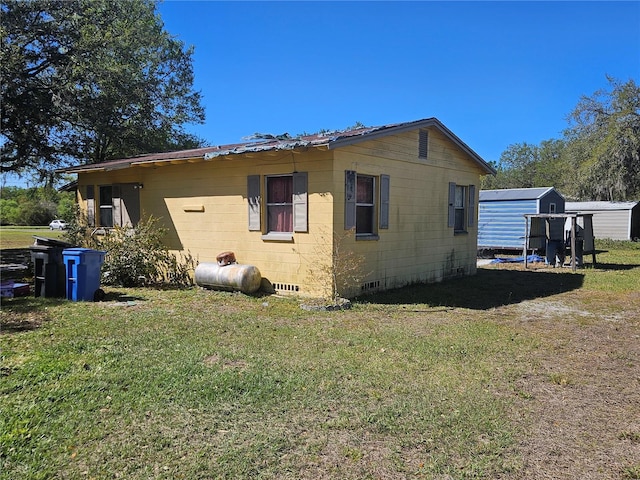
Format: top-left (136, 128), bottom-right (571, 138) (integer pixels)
top-left (1, 242), bottom-right (639, 479)
top-left (0, 226), bottom-right (66, 249)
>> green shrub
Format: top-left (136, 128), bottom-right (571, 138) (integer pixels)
top-left (62, 206), bottom-right (101, 249)
top-left (63, 214), bottom-right (197, 287)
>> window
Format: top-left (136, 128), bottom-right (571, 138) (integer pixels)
top-left (99, 186), bottom-right (113, 227)
top-left (356, 175), bottom-right (375, 234)
top-left (266, 175), bottom-right (293, 233)
top-left (96, 184), bottom-right (140, 229)
top-left (454, 185), bottom-right (466, 231)
top-left (247, 172), bottom-right (307, 236)
top-left (549, 203), bottom-right (556, 214)
top-left (448, 182), bottom-right (476, 232)
top-left (345, 171), bottom-right (390, 236)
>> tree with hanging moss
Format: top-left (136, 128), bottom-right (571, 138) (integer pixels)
top-left (563, 76), bottom-right (640, 201)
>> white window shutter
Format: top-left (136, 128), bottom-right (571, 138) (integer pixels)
top-left (247, 175), bottom-right (261, 231)
top-left (293, 172), bottom-right (308, 232)
top-left (448, 182), bottom-right (456, 228)
top-left (380, 174), bottom-right (390, 229)
top-left (468, 184), bottom-right (476, 227)
top-left (345, 170), bottom-right (356, 230)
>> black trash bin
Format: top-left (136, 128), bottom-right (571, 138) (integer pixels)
top-left (29, 236), bottom-right (75, 298)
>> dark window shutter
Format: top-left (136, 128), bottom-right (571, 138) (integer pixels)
top-left (345, 170), bottom-right (356, 230)
top-left (419, 129), bottom-right (429, 159)
top-left (247, 175), bottom-right (261, 231)
top-left (380, 174), bottom-right (390, 229)
top-left (86, 185), bottom-right (95, 227)
top-left (293, 172), bottom-right (308, 232)
top-left (468, 184), bottom-right (476, 227)
top-left (112, 185), bottom-right (122, 227)
top-left (448, 182), bottom-right (456, 228)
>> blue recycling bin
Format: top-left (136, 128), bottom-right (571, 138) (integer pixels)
top-left (63, 248), bottom-right (106, 301)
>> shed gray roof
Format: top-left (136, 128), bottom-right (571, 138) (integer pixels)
top-left (58, 117), bottom-right (495, 175)
top-left (565, 201), bottom-right (639, 212)
top-left (479, 187), bottom-right (558, 202)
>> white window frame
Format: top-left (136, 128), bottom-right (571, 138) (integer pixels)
top-left (99, 185), bottom-right (114, 228)
top-left (454, 184), bottom-right (467, 232)
top-left (448, 182), bottom-right (476, 232)
top-left (248, 172), bottom-right (307, 241)
top-left (356, 174), bottom-right (376, 236)
top-left (265, 174), bottom-right (294, 234)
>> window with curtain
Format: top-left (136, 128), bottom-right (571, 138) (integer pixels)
top-left (356, 175), bottom-right (375, 235)
top-left (266, 175), bottom-right (293, 233)
top-left (345, 171), bottom-right (389, 237)
top-left (454, 185), bottom-right (466, 231)
top-left (448, 182), bottom-right (476, 232)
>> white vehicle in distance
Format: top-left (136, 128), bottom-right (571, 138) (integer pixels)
top-left (49, 219), bottom-right (68, 230)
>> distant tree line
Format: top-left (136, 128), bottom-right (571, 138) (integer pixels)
top-left (482, 77), bottom-right (640, 201)
top-left (1, 0), bottom-right (637, 204)
top-left (0, 186), bottom-right (74, 226)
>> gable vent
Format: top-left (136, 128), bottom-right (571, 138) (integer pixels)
top-left (419, 129), bottom-right (429, 159)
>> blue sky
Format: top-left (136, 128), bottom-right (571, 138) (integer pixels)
top-left (155, 0), bottom-right (639, 164)
top-left (3, 1), bottom-right (638, 187)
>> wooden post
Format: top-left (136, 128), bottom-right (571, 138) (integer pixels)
top-left (523, 215), bottom-right (529, 269)
top-left (570, 216), bottom-right (577, 273)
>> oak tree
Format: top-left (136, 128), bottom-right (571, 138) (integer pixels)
top-left (1, 0), bottom-right (205, 181)
top-left (564, 76), bottom-right (640, 200)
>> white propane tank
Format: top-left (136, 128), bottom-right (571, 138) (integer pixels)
top-left (195, 262), bottom-right (262, 294)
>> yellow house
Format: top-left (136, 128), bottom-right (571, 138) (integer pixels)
top-left (60, 118), bottom-right (495, 298)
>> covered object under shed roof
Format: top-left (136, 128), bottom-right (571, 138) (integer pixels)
top-left (565, 201), bottom-right (640, 241)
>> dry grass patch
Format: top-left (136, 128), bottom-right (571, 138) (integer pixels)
top-left (492, 287), bottom-right (640, 479)
top-left (1, 242), bottom-right (639, 479)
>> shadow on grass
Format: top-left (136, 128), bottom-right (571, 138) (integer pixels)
top-left (357, 268), bottom-right (586, 310)
top-left (590, 263), bottom-right (639, 271)
top-left (0, 290), bottom-right (147, 334)
top-left (102, 290), bottom-right (146, 302)
top-left (0, 296), bottom-right (66, 333)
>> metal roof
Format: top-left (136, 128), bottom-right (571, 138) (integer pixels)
top-left (565, 201), bottom-right (639, 212)
top-left (479, 187), bottom-right (558, 202)
top-left (58, 118), bottom-right (495, 175)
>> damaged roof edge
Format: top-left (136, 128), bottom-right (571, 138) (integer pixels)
top-left (56, 117), bottom-right (496, 175)
top-left (328, 118), bottom-right (496, 175)
top-left (202, 139), bottom-right (324, 160)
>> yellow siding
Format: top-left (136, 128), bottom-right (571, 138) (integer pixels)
top-left (76, 126), bottom-right (486, 298)
top-left (332, 127), bottom-right (481, 294)
top-left (78, 150), bottom-right (336, 297)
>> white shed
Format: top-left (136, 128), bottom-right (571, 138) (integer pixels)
top-left (565, 201), bottom-right (640, 241)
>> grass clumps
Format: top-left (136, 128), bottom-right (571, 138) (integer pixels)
top-left (1, 240), bottom-right (639, 479)
top-left (1, 289), bottom-right (524, 479)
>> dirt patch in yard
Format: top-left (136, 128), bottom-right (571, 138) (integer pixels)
top-left (498, 291), bottom-right (640, 479)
